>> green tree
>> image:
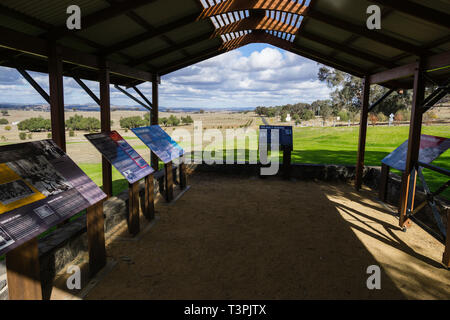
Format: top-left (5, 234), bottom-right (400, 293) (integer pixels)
top-left (167, 115), bottom-right (180, 126)
top-left (19, 132), bottom-right (27, 140)
top-left (0, 118), bottom-right (8, 125)
top-left (4, 125), bottom-right (11, 131)
top-left (18, 117), bottom-right (51, 132)
top-left (119, 116), bottom-right (145, 129)
top-left (181, 115), bottom-right (193, 124)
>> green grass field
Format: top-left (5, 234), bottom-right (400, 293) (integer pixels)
top-left (79, 125), bottom-right (449, 199)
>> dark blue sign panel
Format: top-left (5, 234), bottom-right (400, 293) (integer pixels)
top-left (259, 125), bottom-right (293, 150)
top-left (131, 125), bottom-right (185, 164)
top-left (85, 131), bottom-right (154, 184)
top-left (382, 134), bottom-right (450, 171)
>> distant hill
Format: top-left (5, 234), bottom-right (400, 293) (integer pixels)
top-left (0, 103), bottom-right (254, 113)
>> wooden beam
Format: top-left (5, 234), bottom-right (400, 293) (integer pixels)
top-left (73, 77), bottom-right (101, 105)
top-left (0, 26), bottom-right (154, 83)
top-left (46, 0), bottom-right (158, 40)
top-left (131, 32), bottom-right (213, 67)
top-left (99, 13), bottom-right (199, 56)
top-left (300, 31), bottom-right (397, 69)
top-left (399, 60), bottom-right (425, 229)
top-left (306, 10), bottom-right (430, 57)
top-left (16, 67), bottom-right (50, 103)
top-left (86, 202), bottom-right (106, 276)
top-left (5, 238), bottom-right (42, 300)
top-left (198, 0), bottom-right (308, 19)
top-left (114, 85), bottom-right (152, 111)
top-left (99, 63), bottom-right (112, 198)
top-left (443, 208), bottom-right (450, 268)
top-left (133, 86), bottom-right (153, 109)
top-left (370, 51), bottom-right (450, 84)
top-left (151, 74), bottom-right (159, 170)
top-left (144, 174), bottom-right (155, 220)
top-left (370, 0), bottom-right (450, 29)
top-left (355, 76), bottom-right (370, 190)
top-left (48, 44), bottom-right (66, 152)
top-left (164, 161), bottom-right (174, 202)
top-left (128, 182), bottom-right (140, 235)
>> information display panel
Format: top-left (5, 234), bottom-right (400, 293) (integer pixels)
top-left (0, 140), bottom-right (106, 256)
top-left (131, 125), bottom-right (185, 164)
top-left (259, 125), bottom-right (293, 150)
top-left (85, 131), bottom-right (154, 184)
top-left (382, 134), bottom-right (450, 171)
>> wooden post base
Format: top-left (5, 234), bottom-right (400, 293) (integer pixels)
top-left (443, 209), bottom-right (450, 268)
top-left (6, 238), bottom-right (42, 300)
top-left (144, 174), bottom-right (155, 220)
top-left (282, 146), bottom-right (291, 179)
top-left (379, 163), bottom-right (390, 202)
top-left (86, 202), bottom-right (106, 276)
top-left (165, 162), bottom-right (174, 202)
top-left (128, 182), bottom-right (140, 235)
top-left (180, 162), bottom-right (187, 190)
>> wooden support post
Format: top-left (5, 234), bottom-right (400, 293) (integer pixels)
top-left (399, 60), bottom-right (425, 229)
top-left (379, 163), bottom-right (390, 202)
top-left (100, 62), bottom-right (112, 197)
top-left (144, 174), bottom-right (155, 220)
top-left (48, 43), bottom-right (66, 152)
top-left (128, 182), bottom-right (140, 235)
top-left (165, 161), bottom-right (174, 202)
top-left (6, 238), bottom-right (42, 300)
top-left (151, 74), bottom-right (159, 171)
top-left (86, 202), bottom-right (106, 276)
top-left (355, 75), bottom-right (370, 190)
top-left (442, 208), bottom-right (450, 268)
top-left (282, 145), bottom-right (292, 179)
top-left (179, 162), bottom-right (187, 190)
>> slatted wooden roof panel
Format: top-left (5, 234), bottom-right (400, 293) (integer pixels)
top-left (0, 0), bottom-right (448, 87)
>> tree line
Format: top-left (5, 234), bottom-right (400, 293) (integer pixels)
top-left (255, 67), bottom-right (417, 124)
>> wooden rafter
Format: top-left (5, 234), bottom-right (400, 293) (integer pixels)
top-left (306, 10), bottom-right (431, 57)
top-left (369, 0), bottom-right (450, 29)
top-left (45, 0), bottom-right (158, 40)
top-left (198, 0), bottom-right (308, 19)
top-left (211, 14), bottom-right (299, 38)
top-left (99, 13), bottom-right (200, 56)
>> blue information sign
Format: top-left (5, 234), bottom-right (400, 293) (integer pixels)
top-left (131, 125), bottom-right (185, 164)
top-left (85, 131), bottom-right (154, 184)
top-left (259, 125), bottom-right (293, 150)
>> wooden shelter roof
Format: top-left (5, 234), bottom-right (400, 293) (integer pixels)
top-left (0, 0), bottom-right (449, 87)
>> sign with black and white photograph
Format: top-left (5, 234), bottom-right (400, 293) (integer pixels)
top-left (0, 140), bottom-right (106, 256)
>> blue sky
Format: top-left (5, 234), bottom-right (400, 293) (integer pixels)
top-left (0, 44), bottom-right (331, 109)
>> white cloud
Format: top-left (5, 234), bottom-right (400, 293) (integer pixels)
top-left (0, 44), bottom-right (332, 108)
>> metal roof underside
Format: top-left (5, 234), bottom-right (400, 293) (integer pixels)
top-left (0, 0), bottom-right (448, 88)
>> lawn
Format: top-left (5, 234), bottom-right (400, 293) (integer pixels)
top-left (78, 125), bottom-right (449, 199)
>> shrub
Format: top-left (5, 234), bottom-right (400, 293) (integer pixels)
top-left (19, 132), bottom-right (27, 140)
top-left (1, 110), bottom-right (9, 116)
top-left (66, 114), bottom-right (100, 131)
top-left (181, 115), bottom-right (193, 125)
top-left (369, 113), bottom-right (378, 126)
top-left (159, 117), bottom-right (168, 126)
top-left (27, 133), bottom-right (32, 139)
top-left (69, 130), bottom-right (75, 137)
top-left (337, 111), bottom-right (349, 122)
top-left (47, 132), bottom-right (52, 139)
top-left (377, 112), bottom-right (387, 122)
top-left (119, 116), bottom-right (145, 129)
top-left (4, 125), bottom-right (11, 131)
top-left (167, 115), bottom-right (180, 126)
top-left (18, 117), bottom-right (51, 132)
top-left (0, 118), bottom-right (8, 125)
top-left (1, 136), bottom-right (6, 141)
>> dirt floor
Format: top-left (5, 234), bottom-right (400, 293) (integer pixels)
top-left (74, 173), bottom-right (449, 299)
